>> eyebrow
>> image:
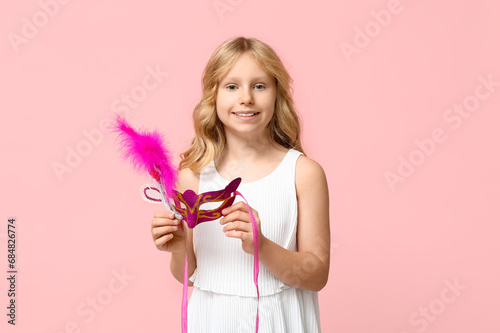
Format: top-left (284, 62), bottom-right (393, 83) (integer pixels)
top-left (220, 76), bottom-right (271, 83)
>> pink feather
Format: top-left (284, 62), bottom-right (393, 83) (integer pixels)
top-left (111, 114), bottom-right (178, 199)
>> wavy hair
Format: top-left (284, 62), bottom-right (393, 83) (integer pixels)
top-left (179, 36), bottom-right (305, 173)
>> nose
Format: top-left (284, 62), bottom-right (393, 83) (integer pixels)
top-left (239, 86), bottom-right (254, 105)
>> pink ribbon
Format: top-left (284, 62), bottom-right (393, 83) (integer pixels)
top-left (181, 191), bottom-right (260, 333)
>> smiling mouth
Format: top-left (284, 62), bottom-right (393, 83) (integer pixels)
top-left (232, 112), bottom-right (260, 117)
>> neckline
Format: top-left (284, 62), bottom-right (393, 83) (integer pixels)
top-left (212, 149), bottom-right (293, 185)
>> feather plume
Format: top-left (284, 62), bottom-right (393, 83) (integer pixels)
top-left (112, 114), bottom-right (178, 199)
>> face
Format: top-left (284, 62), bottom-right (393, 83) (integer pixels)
top-left (215, 52), bottom-right (277, 138)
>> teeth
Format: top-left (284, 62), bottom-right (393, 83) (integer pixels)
top-left (235, 113), bottom-right (257, 117)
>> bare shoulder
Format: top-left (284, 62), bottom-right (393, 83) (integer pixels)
top-left (177, 166), bottom-right (200, 193)
top-left (295, 155), bottom-right (328, 195)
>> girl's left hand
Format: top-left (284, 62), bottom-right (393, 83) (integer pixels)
top-left (220, 201), bottom-right (265, 255)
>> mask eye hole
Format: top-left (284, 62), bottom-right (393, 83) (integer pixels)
top-left (142, 186), bottom-right (162, 202)
top-left (198, 201), bottom-right (224, 211)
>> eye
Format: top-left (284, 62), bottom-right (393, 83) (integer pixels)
top-left (254, 84), bottom-right (265, 90)
top-left (226, 84), bottom-right (237, 90)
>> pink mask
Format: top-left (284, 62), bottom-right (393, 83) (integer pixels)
top-left (173, 177), bottom-right (241, 228)
top-left (142, 177), bottom-right (242, 228)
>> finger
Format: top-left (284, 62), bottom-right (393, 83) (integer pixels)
top-left (154, 233), bottom-right (174, 247)
top-left (223, 221), bottom-right (251, 233)
top-left (224, 230), bottom-right (246, 239)
top-left (154, 211), bottom-right (175, 219)
top-left (152, 225), bottom-right (179, 238)
top-left (152, 217), bottom-right (180, 228)
top-left (221, 201), bottom-right (249, 216)
top-left (220, 211), bottom-right (250, 225)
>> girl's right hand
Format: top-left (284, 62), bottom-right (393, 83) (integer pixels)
top-left (151, 211), bottom-right (185, 253)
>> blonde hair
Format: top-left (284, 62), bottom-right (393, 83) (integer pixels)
top-left (179, 36), bottom-right (305, 173)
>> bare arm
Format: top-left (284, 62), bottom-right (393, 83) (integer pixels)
top-left (257, 156), bottom-right (330, 291)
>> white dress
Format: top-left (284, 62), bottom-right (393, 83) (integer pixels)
top-left (187, 149), bottom-right (321, 333)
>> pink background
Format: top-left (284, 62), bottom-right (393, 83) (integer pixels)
top-left (1, 0), bottom-right (499, 332)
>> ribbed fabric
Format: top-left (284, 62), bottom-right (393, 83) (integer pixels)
top-left (187, 149), bottom-right (321, 333)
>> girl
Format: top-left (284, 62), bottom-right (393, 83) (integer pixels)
top-left (151, 36), bottom-right (330, 332)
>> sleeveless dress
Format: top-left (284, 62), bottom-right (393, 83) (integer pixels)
top-left (187, 149), bottom-right (321, 333)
